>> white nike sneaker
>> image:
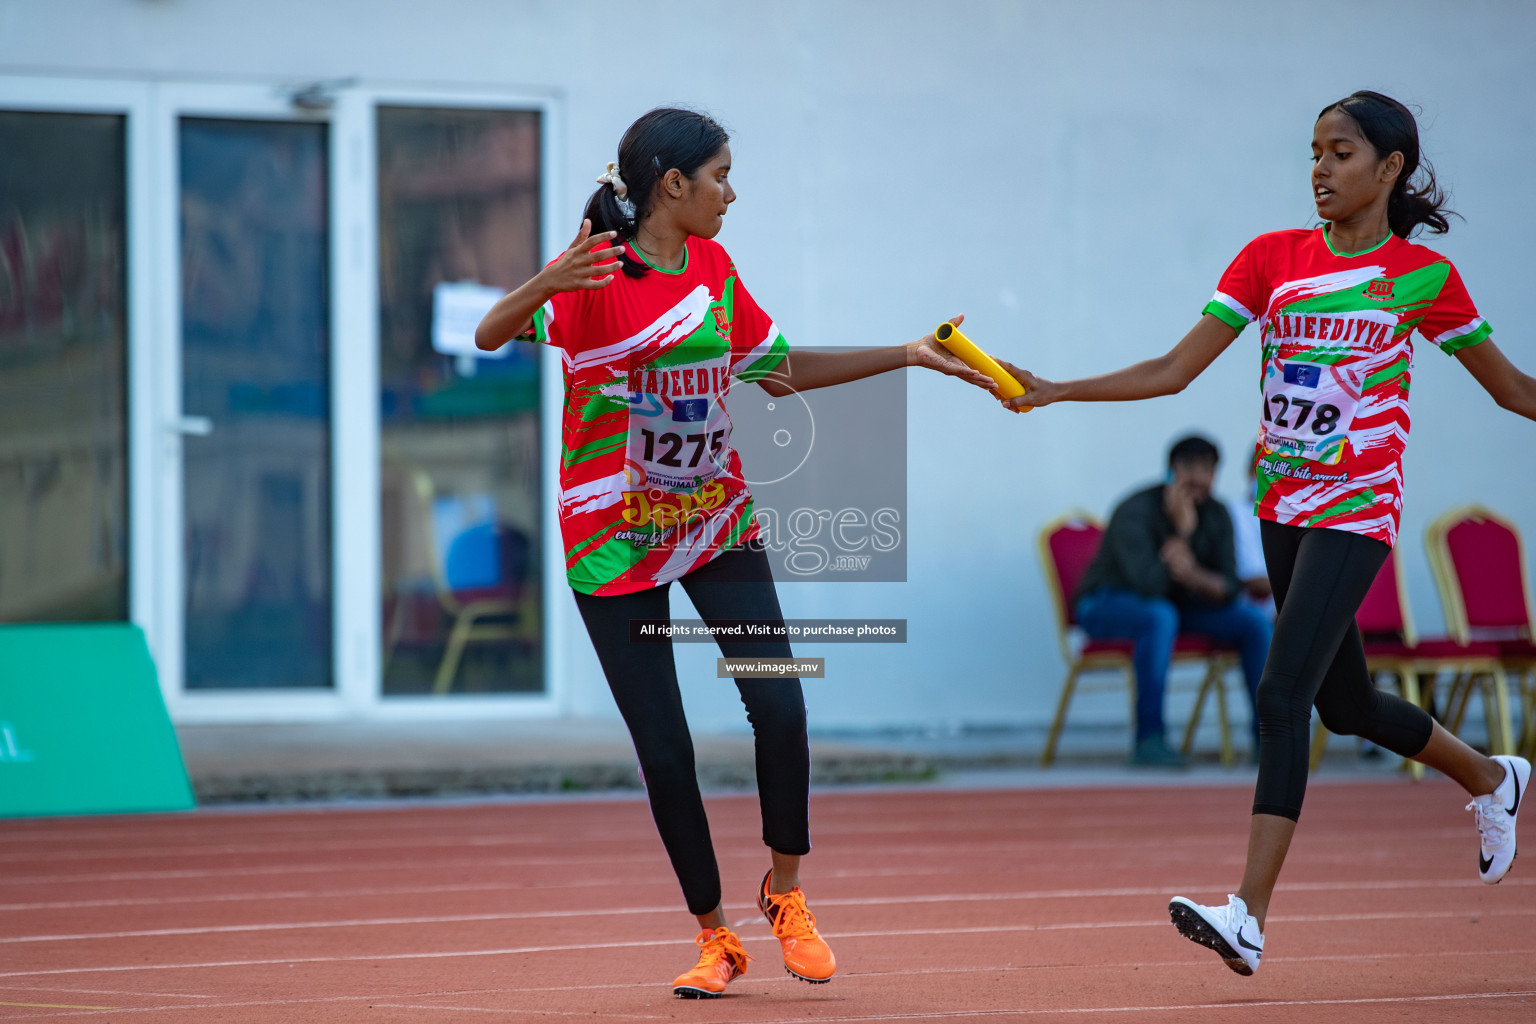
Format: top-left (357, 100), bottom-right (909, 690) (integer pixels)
top-left (1467, 755), bottom-right (1530, 884)
top-left (1168, 894), bottom-right (1264, 976)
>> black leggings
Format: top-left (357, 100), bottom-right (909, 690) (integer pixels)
top-left (1252, 521), bottom-right (1435, 820)
top-left (572, 541), bottom-right (810, 916)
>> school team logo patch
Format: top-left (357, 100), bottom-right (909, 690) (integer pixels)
top-left (1365, 278), bottom-right (1394, 301)
top-left (671, 397), bottom-right (709, 422)
top-left (1283, 363), bottom-right (1322, 388)
top-left (711, 305), bottom-right (732, 346)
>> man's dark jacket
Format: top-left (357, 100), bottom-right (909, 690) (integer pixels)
top-left (1074, 484), bottom-right (1241, 608)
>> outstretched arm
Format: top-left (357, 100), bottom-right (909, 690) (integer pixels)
top-left (1455, 339), bottom-right (1536, 421)
top-left (993, 313), bottom-right (1240, 410)
top-left (756, 314), bottom-right (995, 397)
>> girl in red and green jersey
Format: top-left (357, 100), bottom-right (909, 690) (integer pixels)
top-left (476, 108), bottom-right (989, 998)
top-left (1000, 91), bottom-right (1536, 976)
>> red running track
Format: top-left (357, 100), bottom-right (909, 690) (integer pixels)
top-left (0, 781), bottom-right (1533, 1022)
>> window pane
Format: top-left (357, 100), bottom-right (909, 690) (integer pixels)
top-left (180, 118), bottom-right (333, 689)
top-left (377, 106), bottom-right (544, 696)
top-left (0, 111), bottom-right (128, 623)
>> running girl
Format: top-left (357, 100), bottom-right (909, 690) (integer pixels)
top-left (475, 108), bottom-right (990, 997)
top-left (996, 91), bottom-right (1536, 975)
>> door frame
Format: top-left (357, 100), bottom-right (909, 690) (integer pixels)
top-left (0, 73), bottom-right (159, 692)
top-left (350, 83), bottom-right (567, 722)
top-left (149, 81), bottom-right (348, 721)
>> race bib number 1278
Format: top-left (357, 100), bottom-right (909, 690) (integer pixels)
top-left (1259, 358), bottom-right (1360, 464)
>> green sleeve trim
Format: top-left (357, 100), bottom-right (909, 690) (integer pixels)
top-left (1202, 300), bottom-right (1249, 332)
top-left (733, 335), bottom-right (789, 382)
top-left (515, 304), bottom-right (551, 345)
top-left (1439, 321), bottom-right (1492, 356)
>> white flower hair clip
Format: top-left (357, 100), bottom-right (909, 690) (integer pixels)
top-left (596, 161), bottom-right (636, 219)
top-left (595, 161), bottom-right (628, 199)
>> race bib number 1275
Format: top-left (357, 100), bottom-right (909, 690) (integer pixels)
top-left (1259, 358), bottom-right (1360, 464)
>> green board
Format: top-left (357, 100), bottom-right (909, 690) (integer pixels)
top-left (0, 624), bottom-right (194, 817)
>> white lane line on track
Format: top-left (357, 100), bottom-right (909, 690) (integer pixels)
top-left (0, 833), bottom-right (684, 866)
top-left (0, 985), bottom-right (212, 999)
top-left (0, 816), bottom-right (1474, 865)
top-left (0, 851), bottom-right (745, 887)
top-left (0, 817), bottom-right (1177, 863)
top-left (0, 803), bottom-right (1258, 850)
top-left (0, 832), bottom-right (1471, 888)
top-left (1, 982), bottom-right (1533, 1022)
top-left (367, 1005), bottom-right (666, 1019)
top-left (4, 906), bottom-right (1535, 978)
top-left (483, 947), bottom-right (1536, 993)
top-left (8, 950), bottom-right (1536, 1019)
top-left (1, 872), bottom-right (1526, 915)
top-left (0, 781), bottom-right (1461, 843)
top-left (742, 991), bottom-right (1536, 1021)
top-left (0, 992), bottom-right (624, 1022)
top-left (0, 865), bottom-right (970, 902)
top-left (3, 876), bottom-right (1530, 944)
top-left (0, 1007), bottom-right (116, 1019)
top-left (0, 822), bottom-right (1478, 868)
top-left (0, 907), bottom-right (700, 943)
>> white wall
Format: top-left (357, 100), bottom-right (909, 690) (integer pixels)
top-left (6, 0), bottom-right (1534, 732)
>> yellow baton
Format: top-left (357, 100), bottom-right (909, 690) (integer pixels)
top-left (933, 322), bottom-right (1029, 412)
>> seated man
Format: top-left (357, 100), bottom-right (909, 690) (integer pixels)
top-left (1074, 436), bottom-right (1272, 766)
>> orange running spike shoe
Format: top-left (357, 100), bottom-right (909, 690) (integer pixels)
top-left (671, 926), bottom-right (750, 999)
top-left (757, 869), bottom-right (837, 983)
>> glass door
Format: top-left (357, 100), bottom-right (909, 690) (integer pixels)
top-left (158, 87), bottom-right (336, 697)
top-left (0, 110), bottom-right (130, 626)
top-left (375, 105), bottom-right (545, 697)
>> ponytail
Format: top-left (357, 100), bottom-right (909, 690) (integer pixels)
top-left (581, 108), bottom-right (730, 278)
top-left (1386, 165), bottom-right (1452, 239)
top-left (583, 178), bottom-right (645, 278)
top-left (1318, 91), bottom-right (1456, 239)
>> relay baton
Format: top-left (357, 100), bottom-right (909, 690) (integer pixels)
top-left (933, 321), bottom-right (1030, 412)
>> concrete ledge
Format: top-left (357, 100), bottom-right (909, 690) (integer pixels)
top-left (190, 755), bottom-right (943, 803)
top-left (176, 719), bottom-right (1410, 804)
top-left (178, 720), bottom-right (944, 803)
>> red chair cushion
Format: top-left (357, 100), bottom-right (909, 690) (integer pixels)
top-left (1444, 516), bottom-right (1531, 631)
top-left (1046, 520), bottom-right (1103, 626)
top-left (1355, 551), bottom-right (1407, 635)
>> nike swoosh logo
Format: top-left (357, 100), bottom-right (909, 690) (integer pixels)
top-left (1507, 767), bottom-right (1522, 816)
top-left (1481, 852), bottom-right (1496, 874)
top-left (1235, 926), bottom-right (1263, 954)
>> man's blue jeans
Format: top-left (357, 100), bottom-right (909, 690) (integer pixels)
top-left (1075, 588), bottom-right (1272, 743)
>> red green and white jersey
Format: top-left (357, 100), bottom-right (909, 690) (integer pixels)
top-left (525, 237), bottom-right (788, 594)
top-left (1205, 227), bottom-right (1491, 546)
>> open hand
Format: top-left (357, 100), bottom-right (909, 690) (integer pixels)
top-left (539, 220), bottom-right (626, 293)
top-left (908, 314), bottom-right (996, 391)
